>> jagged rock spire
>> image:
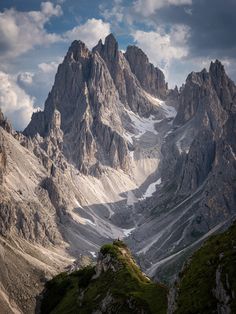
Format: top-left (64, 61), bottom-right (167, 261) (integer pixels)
top-left (125, 45), bottom-right (167, 98)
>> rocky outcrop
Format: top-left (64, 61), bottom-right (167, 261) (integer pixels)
top-left (213, 265), bottom-right (231, 314)
top-left (0, 108), bottom-right (12, 134)
top-left (125, 45), bottom-right (167, 98)
top-left (0, 133), bottom-right (7, 184)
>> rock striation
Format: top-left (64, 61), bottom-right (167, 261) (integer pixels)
top-left (125, 45), bottom-right (167, 98)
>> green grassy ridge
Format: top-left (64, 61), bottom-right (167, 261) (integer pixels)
top-left (175, 222), bottom-right (236, 314)
top-left (41, 240), bottom-right (168, 314)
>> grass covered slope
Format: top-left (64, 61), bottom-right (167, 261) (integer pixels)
top-left (41, 240), bottom-right (168, 314)
top-left (175, 222), bottom-right (236, 314)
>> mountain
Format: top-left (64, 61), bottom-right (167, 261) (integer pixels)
top-left (40, 240), bottom-right (168, 314)
top-left (0, 33), bottom-right (236, 313)
top-left (126, 59), bottom-right (236, 283)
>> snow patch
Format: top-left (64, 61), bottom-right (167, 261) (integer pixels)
top-left (229, 145), bottom-right (236, 160)
top-left (90, 251), bottom-right (97, 258)
top-left (145, 93), bottom-right (177, 119)
top-left (122, 227), bottom-right (136, 237)
top-left (125, 109), bottom-right (158, 139)
top-left (141, 178), bottom-right (162, 199)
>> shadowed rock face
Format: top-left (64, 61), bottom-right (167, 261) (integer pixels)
top-left (125, 45), bottom-right (167, 99)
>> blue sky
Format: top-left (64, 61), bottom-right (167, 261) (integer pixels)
top-left (0, 0), bottom-right (235, 130)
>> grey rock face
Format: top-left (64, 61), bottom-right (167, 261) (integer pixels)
top-left (24, 34), bottom-right (170, 175)
top-left (125, 45), bottom-right (167, 98)
top-left (213, 266), bottom-right (231, 314)
top-left (24, 38), bottom-right (133, 174)
top-left (0, 108), bottom-right (12, 133)
top-left (127, 60), bottom-right (236, 283)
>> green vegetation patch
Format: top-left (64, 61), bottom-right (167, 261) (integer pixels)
top-left (176, 222), bottom-right (236, 314)
top-left (41, 240), bottom-right (168, 314)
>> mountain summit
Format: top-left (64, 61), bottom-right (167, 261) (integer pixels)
top-left (24, 33), bottom-right (169, 175)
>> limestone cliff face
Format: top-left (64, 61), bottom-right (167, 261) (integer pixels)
top-left (168, 60), bottom-right (236, 234)
top-left (24, 37), bottom-right (132, 174)
top-left (24, 34), bottom-right (169, 175)
top-left (127, 61), bottom-right (236, 283)
top-left (125, 45), bottom-right (167, 99)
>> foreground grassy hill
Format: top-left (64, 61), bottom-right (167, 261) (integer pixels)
top-left (41, 222), bottom-right (236, 314)
top-left (175, 221), bottom-right (236, 314)
top-left (41, 240), bottom-right (168, 314)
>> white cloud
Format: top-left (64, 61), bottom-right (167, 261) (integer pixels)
top-left (17, 72), bottom-right (34, 85)
top-left (38, 60), bottom-right (62, 73)
top-left (100, 3), bottom-right (124, 24)
top-left (134, 0), bottom-right (192, 16)
top-left (15, 57), bottom-right (63, 111)
top-left (132, 25), bottom-right (190, 76)
top-left (64, 18), bottom-right (111, 49)
top-left (0, 2), bottom-right (63, 59)
top-left (41, 1), bottom-right (62, 17)
top-left (0, 71), bottom-right (38, 130)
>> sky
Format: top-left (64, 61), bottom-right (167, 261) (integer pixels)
top-left (0, 0), bottom-right (236, 130)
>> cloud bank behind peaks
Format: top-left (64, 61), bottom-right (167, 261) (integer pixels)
top-left (0, 71), bottom-right (38, 130)
top-left (132, 25), bottom-right (190, 76)
top-left (64, 18), bottom-right (111, 49)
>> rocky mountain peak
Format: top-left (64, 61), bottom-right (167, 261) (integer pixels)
top-left (124, 45), bottom-right (167, 98)
top-left (93, 33), bottom-right (118, 61)
top-left (24, 33), bottom-right (174, 175)
top-left (209, 59), bottom-right (236, 111)
top-left (67, 40), bottom-right (91, 62)
top-left (125, 45), bottom-right (149, 66)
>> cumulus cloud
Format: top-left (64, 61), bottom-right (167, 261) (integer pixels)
top-left (64, 18), bottom-right (111, 49)
top-left (0, 2), bottom-right (63, 59)
top-left (134, 0), bottom-right (192, 16)
top-left (0, 72), bottom-right (38, 130)
top-left (17, 72), bottom-right (34, 86)
top-left (38, 60), bottom-right (62, 74)
top-left (132, 25), bottom-right (190, 73)
top-left (0, 1), bottom-right (111, 60)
